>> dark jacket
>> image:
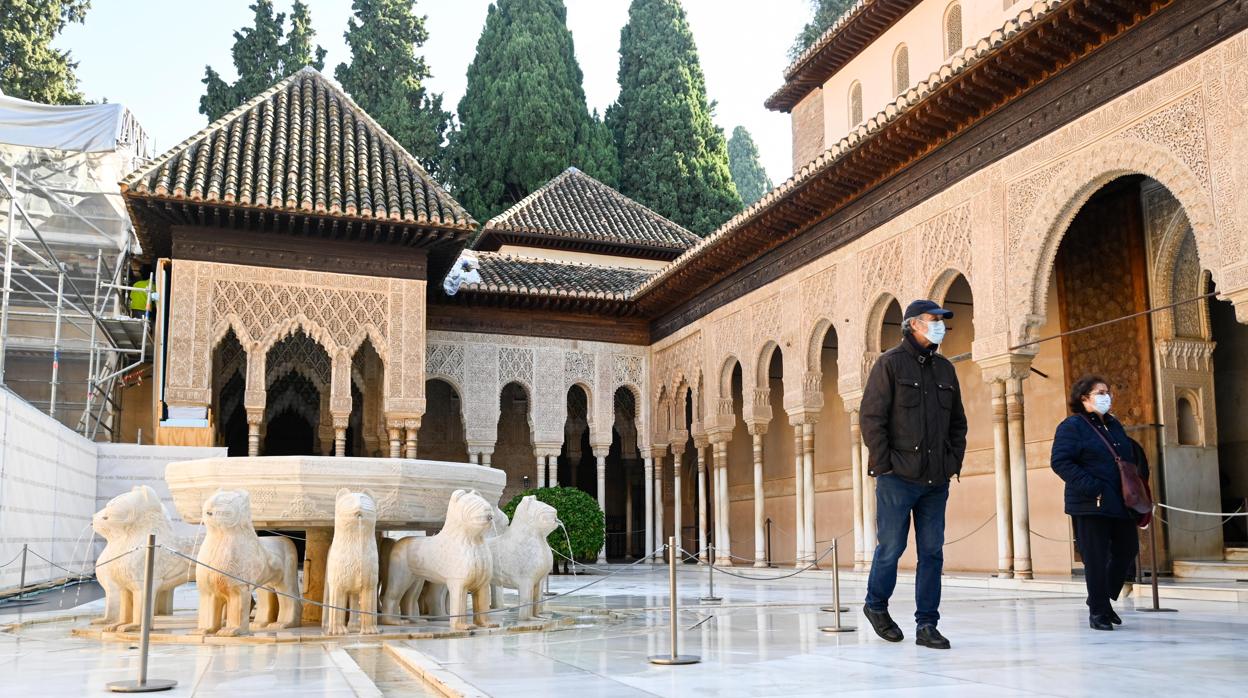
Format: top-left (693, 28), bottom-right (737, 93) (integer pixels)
top-left (860, 337), bottom-right (968, 484)
top-left (1050, 413), bottom-right (1149, 518)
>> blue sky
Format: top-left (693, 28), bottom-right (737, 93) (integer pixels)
top-left (55, 0), bottom-right (809, 185)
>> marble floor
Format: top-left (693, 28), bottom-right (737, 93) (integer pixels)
top-left (1, 565), bottom-right (1245, 697)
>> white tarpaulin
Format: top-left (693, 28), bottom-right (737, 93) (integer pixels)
top-left (0, 94), bottom-right (148, 155)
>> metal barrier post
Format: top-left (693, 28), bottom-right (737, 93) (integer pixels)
top-left (648, 537), bottom-right (699, 665)
top-left (1137, 508), bottom-right (1176, 614)
top-left (17, 544), bottom-right (27, 599)
top-left (765, 518), bottom-right (773, 568)
top-left (699, 543), bottom-right (721, 603)
top-left (107, 534), bottom-right (176, 693)
top-left (819, 540), bottom-right (854, 633)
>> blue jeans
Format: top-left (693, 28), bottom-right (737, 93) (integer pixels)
top-left (864, 474), bottom-right (949, 627)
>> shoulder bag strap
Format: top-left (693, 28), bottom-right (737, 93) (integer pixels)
top-left (1080, 415), bottom-right (1123, 464)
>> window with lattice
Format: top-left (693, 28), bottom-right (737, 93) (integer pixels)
top-left (849, 81), bottom-right (863, 127)
top-left (893, 44), bottom-right (909, 96)
top-left (945, 3), bottom-right (963, 58)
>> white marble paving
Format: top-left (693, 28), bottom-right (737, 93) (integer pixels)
top-left (1, 565), bottom-right (1244, 697)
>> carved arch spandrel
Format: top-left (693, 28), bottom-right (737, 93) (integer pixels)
top-left (1014, 138), bottom-right (1220, 343)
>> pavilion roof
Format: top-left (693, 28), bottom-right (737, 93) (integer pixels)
top-left (465, 252), bottom-right (654, 300)
top-left (122, 67), bottom-right (475, 261)
top-left (474, 168), bottom-right (700, 260)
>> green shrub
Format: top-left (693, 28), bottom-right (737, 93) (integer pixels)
top-left (502, 486), bottom-right (603, 565)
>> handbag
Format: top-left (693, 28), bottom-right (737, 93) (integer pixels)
top-left (1081, 415), bottom-right (1153, 516)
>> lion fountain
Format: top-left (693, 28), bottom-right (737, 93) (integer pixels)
top-left (193, 490), bottom-right (302, 636)
top-left (489, 495), bottom-right (559, 621)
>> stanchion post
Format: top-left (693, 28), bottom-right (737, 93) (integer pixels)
top-left (699, 543), bottom-right (721, 603)
top-left (107, 534), bottom-right (177, 693)
top-left (17, 543), bottom-right (27, 600)
top-left (819, 540), bottom-right (854, 633)
top-left (1137, 508), bottom-right (1176, 614)
top-left (648, 537), bottom-right (699, 665)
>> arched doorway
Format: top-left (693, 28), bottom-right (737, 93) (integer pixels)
top-left (263, 330), bottom-right (330, 456)
top-left (811, 322), bottom-right (851, 567)
top-left (417, 378), bottom-right (469, 462)
top-left (560, 385), bottom-right (592, 491)
top-left (760, 346), bottom-right (797, 565)
top-left (494, 382), bottom-right (535, 504)
top-left (1036, 175), bottom-right (1246, 570)
top-left (348, 338), bottom-right (385, 457)
top-left (606, 386), bottom-right (641, 559)
top-left (211, 329), bottom-right (248, 456)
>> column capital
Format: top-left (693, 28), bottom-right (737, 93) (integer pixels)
top-left (246, 407), bottom-right (264, 425)
top-left (466, 441), bottom-right (495, 456)
top-left (331, 411), bottom-right (350, 428)
top-left (976, 352), bottom-right (1035, 383)
top-left (786, 408), bottom-right (820, 426)
top-left (746, 421), bottom-right (768, 437)
top-left (667, 429), bottom-right (690, 446)
top-left (705, 428), bottom-right (732, 445)
top-left (692, 434), bottom-right (710, 450)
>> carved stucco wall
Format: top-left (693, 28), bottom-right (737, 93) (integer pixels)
top-left (424, 331), bottom-right (648, 457)
top-left (166, 260), bottom-right (426, 420)
top-left (651, 29), bottom-right (1248, 423)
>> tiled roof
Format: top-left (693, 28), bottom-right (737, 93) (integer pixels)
top-left (477, 168), bottom-right (700, 253)
top-left (122, 67), bottom-right (474, 230)
top-left (464, 252), bottom-right (655, 300)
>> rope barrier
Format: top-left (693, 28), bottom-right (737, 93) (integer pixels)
top-left (0, 549), bottom-right (24, 569)
top-left (1156, 502), bottom-right (1248, 518)
top-left (1028, 528), bottom-right (1071, 543)
top-left (26, 546), bottom-right (141, 576)
top-left (693, 543), bottom-right (839, 582)
top-left (943, 513), bottom-right (996, 546)
top-left (1156, 510), bottom-right (1243, 534)
top-left (160, 543), bottom-right (665, 622)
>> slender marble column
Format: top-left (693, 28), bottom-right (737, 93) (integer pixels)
top-left (802, 421), bottom-right (817, 566)
top-left (596, 450), bottom-right (608, 564)
top-left (749, 426), bottom-right (767, 567)
top-left (536, 454), bottom-right (547, 488)
top-left (403, 418), bottom-right (418, 459)
top-left (643, 454), bottom-right (655, 560)
top-left (714, 440), bottom-right (734, 567)
top-left (671, 449), bottom-right (683, 560)
top-left (992, 379), bottom-right (1014, 577)
top-left (1006, 376), bottom-right (1033, 579)
top-left (849, 410), bottom-right (864, 571)
top-left (247, 409), bottom-right (262, 457)
top-left (792, 426), bottom-right (805, 568)
top-left (861, 439), bottom-right (876, 568)
top-left (654, 452), bottom-right (665, 563)
top-left (387, 424), bottom-right (401, 458)
top-left (696, 443), bottom-right (708, 562)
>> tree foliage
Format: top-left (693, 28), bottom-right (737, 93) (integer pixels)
top-left (727, 126), bottom-right (773, 207)
top-left (448, 0), bottom-right (617, 222)
top-left (607, 0), bottom-right (740, 236)
top-left (502, 486), bottom-right (603, 565)
top-left (199, 0), bottom-right (327, 122)
top-left (336, 0), bottom-right (451, 180)
top-left (789, 0), bottom-right (856, 61)
top-left (0, 0), bottom-right (90, 104)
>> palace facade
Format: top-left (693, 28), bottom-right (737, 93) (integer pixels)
top-left (123, 0), bottom-right (1248, 577)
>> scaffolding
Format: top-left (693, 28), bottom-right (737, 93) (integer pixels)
top-left (0, 97), bottom-right (151, 441)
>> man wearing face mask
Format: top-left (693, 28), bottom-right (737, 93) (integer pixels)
top-left (859, 299), bottom-right (967, 650)
top-left (1049, 375), bottom-right (1147, 631)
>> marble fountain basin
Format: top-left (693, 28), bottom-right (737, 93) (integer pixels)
top-left (165, 456), bottom-right (506, 530)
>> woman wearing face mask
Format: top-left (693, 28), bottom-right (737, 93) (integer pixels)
top-left (1049, 375), bottom-right (1148, 631)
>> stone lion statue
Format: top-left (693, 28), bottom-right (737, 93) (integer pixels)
top-left (323, 489), bottom-right (379, 635)
top-left (489, 495), bottom-right (558, 620)
top-left (91, 485), bottom-right (193, 631)
top-left (192, 490), bottom-right (301, 636)
top-left (379, 489), bottom-right (495, 631)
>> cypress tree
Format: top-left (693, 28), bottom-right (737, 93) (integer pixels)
top-left (727, 126), bottom-right (773, 207)
top-left (336, 0), bottom-right (451, 180)
top-left (200, 0), bottom-right (327, 122)
top-left (449, 0), bottom-right (617, 222)
top-left (607, 0), bottom-right (740, 236)
top-left (789, 0), bottom-right (856, 61)
top-left (0, 0), bottom-right (90, 104)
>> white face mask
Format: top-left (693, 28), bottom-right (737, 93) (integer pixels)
top-left (1090, 393), bottom-right (1112, 415)
top-left (923, 319), bottom-right (946, 344)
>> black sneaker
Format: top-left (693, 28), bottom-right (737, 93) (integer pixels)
top-left (863, 606), bottom-right (904, 642)
top-left (1106, 609), bottom-right (1122, 625)
top-left (916, 624), bottom-right (951, 649)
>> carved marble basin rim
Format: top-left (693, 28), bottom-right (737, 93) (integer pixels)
top-left (165, 456), bottom-right (506, 530)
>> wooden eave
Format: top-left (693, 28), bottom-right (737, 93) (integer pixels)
top-left (766, 0), bottom-right (923, 113)
top-left (473, 229), bottom-right (686, 262)
top-left (432, 285), bottom-right (641, 316)
top-left (637, 0), bottom-right (1168, 315)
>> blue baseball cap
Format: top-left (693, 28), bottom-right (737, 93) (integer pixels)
top-left (905, 299), bottom-right (953, 319)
